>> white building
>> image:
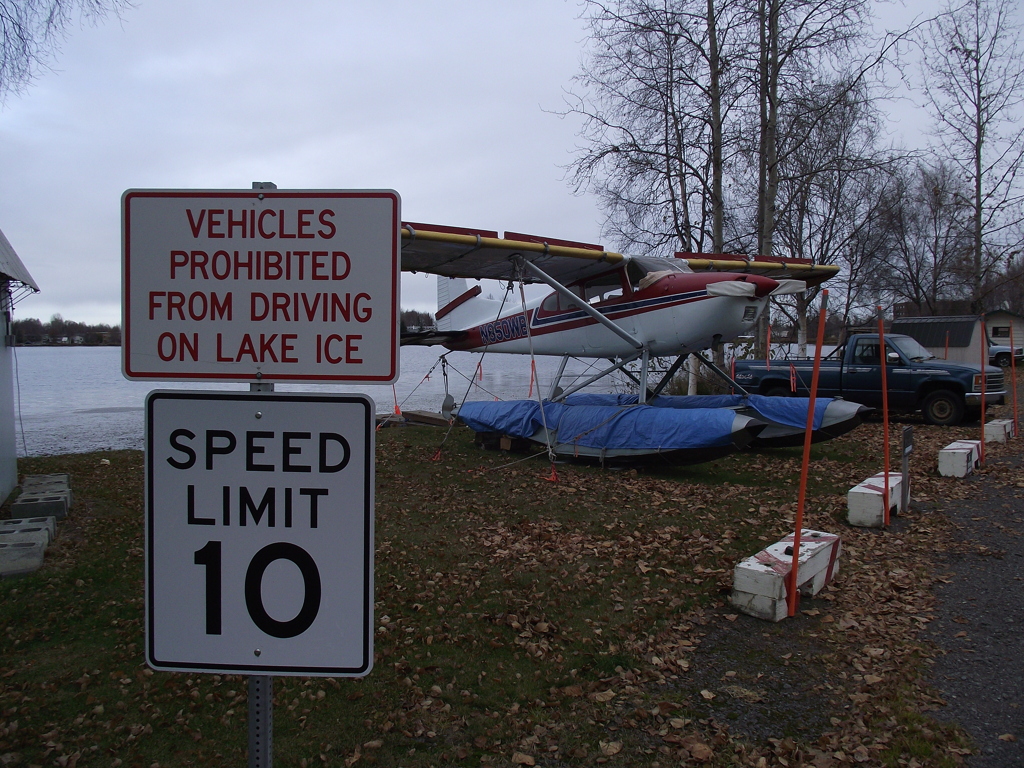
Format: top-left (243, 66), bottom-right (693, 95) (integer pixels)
top-left (0, 227), bottom-right (40, 501)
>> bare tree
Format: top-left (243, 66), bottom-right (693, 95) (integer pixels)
top-left (566, 0), bottom-right (749, 256)
top-left (875, 160), bottom-right (974, 314)
top-left (772, 78), bottom-right (897, 350)
top-left (916, 0), bottom-right (1024, 312)
top-left (1, 0), bottom-right (132, 102)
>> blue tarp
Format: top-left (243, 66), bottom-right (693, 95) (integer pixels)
top-left (457, 399), bottom-right (739, 450)
top-left (563, 393), bottom-right (828, 431)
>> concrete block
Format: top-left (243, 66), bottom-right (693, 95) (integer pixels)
top-left (984, 419), bottom-right (1015, 443)
top-left (21, 473), bottom-right (71, 490)
top-left (938, 440), bottom-right (982, 477)
top-left (847, 471), bottom-right (903, 528)
top-left (11, 490), bottom-right (71, 520)
top-left (0, 526), bottom-right (51, 549)
top-left (0, 541), bottom-right (45, 577)
top-left (731, 529), bottom-right (842, 622)
top-left (0, 517), bottom-right (57, 541)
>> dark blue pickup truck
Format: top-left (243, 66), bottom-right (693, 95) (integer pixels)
top-left (732, 333), bottom-right (1005, 425)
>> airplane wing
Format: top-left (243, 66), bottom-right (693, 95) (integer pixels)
top-left (401, 222), bottom-right (624, 286)
top-left (400, 222), bottom-right (839, 287)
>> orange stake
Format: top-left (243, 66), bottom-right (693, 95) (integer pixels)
top-left (980, 317), bottom-right (987, 466)
top-left (878, 308), bottom-right (890, 526)
top-left (787, 290), bottom-right (829, 617)
top-left (1011, 324), bottom-right (1019, 436)
top-left (392, 384), bottom-right (402, 416)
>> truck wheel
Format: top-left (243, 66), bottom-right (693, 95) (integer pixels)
top-left (763, 386), bottom-right (791, 398)
top-left (995, 353), bottom-right (1011, 367)
top-left (922, 390), bottom-right (965, 426)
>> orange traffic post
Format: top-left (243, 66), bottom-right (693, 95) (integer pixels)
top-left (980, 317), bottom-right (987, 465)
top-left (877, 307), bottom-right (891, 526)
top-left (787, 290), bottom-right (829, 617)
top-left (1011, 325), bottom-right (1019, 436)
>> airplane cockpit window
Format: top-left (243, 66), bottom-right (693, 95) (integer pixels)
top-left (541, 288), bottom-right (583, 313)
top-left (582, 272), bottom-right (624, 305)
top-left (626, 256), bottom-right (692, 291)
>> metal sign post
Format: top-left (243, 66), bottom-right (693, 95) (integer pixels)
top-left (249, 381), bottom-right (273, 768)
top-left (249, 674), bottom-right (273, 768)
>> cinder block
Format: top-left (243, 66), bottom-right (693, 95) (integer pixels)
top-left (0, 517), bottom-right (57, 541)
top-left (11, 491), bottom-right (71, 520)
top-left (847, 471), bottom-right (903, 528)
top-left (0, 541), bottom-right (45, 577)
top-left (985, 419), bottom-right (1015, 443)
top-left (0, 526), bottom-right (51, 549)
top-left (21, 473), bottom-right (71, 490)
top-left (731, 529), bottom-right (842, 622)
top-left (938, 440), bottom-right (982, 477)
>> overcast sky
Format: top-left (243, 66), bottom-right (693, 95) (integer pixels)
top-left (1, 0), bottom-right (933, 327)
top-left (0, 0), bottom-right (608, 325)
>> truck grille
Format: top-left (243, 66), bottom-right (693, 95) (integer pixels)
top-left (975, 372), bottom-right (1004, 392)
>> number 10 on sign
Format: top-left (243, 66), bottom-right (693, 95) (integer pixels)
top-left (145, 391), bottom-right (374, 676)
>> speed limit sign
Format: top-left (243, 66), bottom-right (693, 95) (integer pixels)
top-left (145, 390), bottom-right (373, 676)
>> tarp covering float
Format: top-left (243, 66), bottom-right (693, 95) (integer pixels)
top-left (457, 394), bottom-right (868, 460)
top-left (561, 393), bottom-right (867, 448)
top-left (457, 399), bottom-right (765, 462)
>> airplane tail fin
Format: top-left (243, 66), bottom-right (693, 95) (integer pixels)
top-left (436, 276), bottom-right (504, 331)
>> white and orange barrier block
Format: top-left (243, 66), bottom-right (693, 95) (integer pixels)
top-left (847, 471), bottom-right (903, 528)
top-left (984, 419), bottom-right (1016, 444)
top-left (938, 440), bottom-right (982, 478)
top-left (731, 530), bottom-right (842, 622)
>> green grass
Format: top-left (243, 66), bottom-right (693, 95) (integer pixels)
top-left (0, 421), bottom-right (985, 767)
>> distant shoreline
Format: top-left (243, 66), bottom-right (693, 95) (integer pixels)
top-left (14, 343), bottom-right (121, 348)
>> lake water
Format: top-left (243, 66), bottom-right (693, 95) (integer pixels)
top-left (11, 346), bottom-right (622, 457)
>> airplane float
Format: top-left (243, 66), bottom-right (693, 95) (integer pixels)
top-left (399, 222), bottom-right (865, 462)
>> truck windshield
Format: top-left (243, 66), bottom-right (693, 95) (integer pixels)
top-left (890, 336), bottom-right (935, 362)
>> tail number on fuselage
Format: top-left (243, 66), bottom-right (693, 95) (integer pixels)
top-left (478, 315), bottom-right (528, 345)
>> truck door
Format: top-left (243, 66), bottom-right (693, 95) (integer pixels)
top-left (843, 338), bottom-right (916, 408)
top-left (879, 341), bottom-right (917, 409)
top-left (842, 338), bottom-right (884, 406)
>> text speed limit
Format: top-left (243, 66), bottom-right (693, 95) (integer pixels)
top-left (145, 391), bottom-right (374, 676)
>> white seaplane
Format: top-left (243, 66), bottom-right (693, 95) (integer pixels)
top-left (399, 222), bottom-right (862, 461)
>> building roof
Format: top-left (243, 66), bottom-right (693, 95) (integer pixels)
top-left (0, 227), bottom-right (39, 298)
top-left (890, 315), bottom-right (980, 348)
top-left (0, 227), bottom-right (39, 305)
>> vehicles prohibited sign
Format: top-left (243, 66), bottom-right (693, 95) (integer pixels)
top-left (122, 189), bottom-right (401, 383)
top-left (145, 390), bottom-right (373, 676)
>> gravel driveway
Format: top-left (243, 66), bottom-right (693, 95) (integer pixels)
top-left (925, 443), bottom-right (1023, 767)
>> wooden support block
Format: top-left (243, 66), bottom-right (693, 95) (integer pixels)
top-left (985, 419), bottom-right (1015, 443)
top-left (731, 529), bottom-right (842, 622)
top-left (847, 471), bottom-right (903, 528)
top-left (938, 440), bottom-right (982, 477)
